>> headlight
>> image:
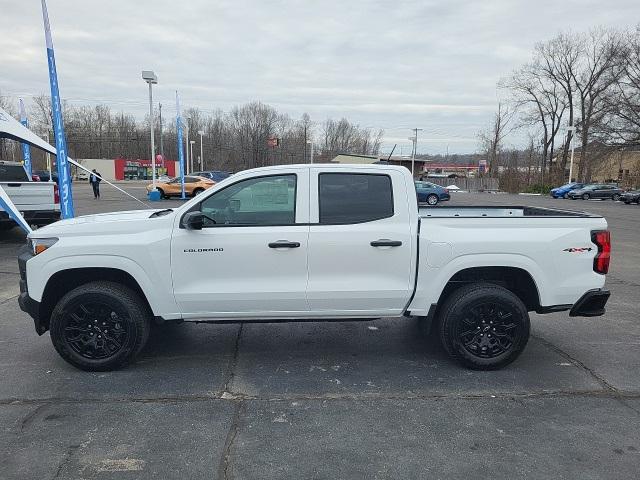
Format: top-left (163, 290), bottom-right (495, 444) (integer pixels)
top-left (28, 237), bottom-right (59, 256)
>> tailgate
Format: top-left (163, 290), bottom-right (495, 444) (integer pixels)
top-left (0, 182), bottom-right (57, 211)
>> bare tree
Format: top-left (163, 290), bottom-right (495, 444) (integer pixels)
top-left (478, 103), bottom-right (515, 175)
top-left (573, 29), bottom-right (627, 180)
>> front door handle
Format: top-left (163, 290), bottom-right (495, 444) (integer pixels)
top-left (269, 240), bottom-right (301, 249)
top-left (370, 239), bottom-right (402, 247)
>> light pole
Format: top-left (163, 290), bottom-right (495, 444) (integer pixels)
top-left (410, 128), bottom-right (423, 177)
top-left (190, 140), bottom-right (196, 173)
top-left (141, 70), bottom-right (158, 190)
top-left (567, 126), bottom-right (576, 182)
top-left (306, 139), bottom-right (314, 164)
top-left (184, 116), bottom-right (192, 174)
top-left (198, 130), bottom-right (204, 170)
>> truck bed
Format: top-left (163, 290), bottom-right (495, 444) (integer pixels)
top-left (419, 205), bottom-right (598, 218)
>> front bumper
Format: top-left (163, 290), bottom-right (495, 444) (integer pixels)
top-left (17, 245), bottom-right (46, 335)
top-left (569, 289), bottom-right (610, 317)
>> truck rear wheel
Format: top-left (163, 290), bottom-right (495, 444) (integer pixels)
top-left (438, 283), bottom-right (530, 370)
top-left (49, 281), bottom-right (151, 371)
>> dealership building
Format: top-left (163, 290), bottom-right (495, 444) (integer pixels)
top-left (75, 157), bottom-right (178, 181)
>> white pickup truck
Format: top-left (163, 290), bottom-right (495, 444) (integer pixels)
top-left (18, 164), bottom-right (611, 372)
top-left (0, 160), bottom-right (60, 230)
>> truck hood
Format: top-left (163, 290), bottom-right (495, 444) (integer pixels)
top-left (31, 209), bottom-right (174, 237)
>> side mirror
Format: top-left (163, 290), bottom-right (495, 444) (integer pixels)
top-left (183, 211), bottom-right (204, 230)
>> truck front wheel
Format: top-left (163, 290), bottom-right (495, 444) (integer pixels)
top-left (438, 283), bottom-right (530, 370)
top-left (49, 281), bottom-right (151, 371)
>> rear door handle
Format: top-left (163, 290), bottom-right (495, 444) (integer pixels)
top-left (268, 240), bottom-right (301, 249)
top-left (370, 239), bottom-right (402, 247)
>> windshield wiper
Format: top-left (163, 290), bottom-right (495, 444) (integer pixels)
top-left (149, 208), bottom-right (173, 218)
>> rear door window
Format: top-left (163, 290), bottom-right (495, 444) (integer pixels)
top-left (319, 173), bottom-right (393, 224)
top-left (0, 163), bottom-right (29, 181)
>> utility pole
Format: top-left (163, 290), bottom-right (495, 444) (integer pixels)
top-left (158, 103), bottom-right (164, 159)
top-left (411, 128), bottom-right (423, 177)
top-left (303, 124), bottom-right (307, 163)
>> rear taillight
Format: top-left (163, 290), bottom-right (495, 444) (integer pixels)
top-left (591, 230), bottom-right (610, 275)
top-left (53, 183), bottom-right (60, 204)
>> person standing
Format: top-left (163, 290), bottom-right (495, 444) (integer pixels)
top-left (89, 169), bottom-right (102, 199)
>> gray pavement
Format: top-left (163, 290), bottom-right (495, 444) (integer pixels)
top-left (1, 184), bottom-right (639, 479)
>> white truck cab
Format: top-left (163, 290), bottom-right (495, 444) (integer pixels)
top-left (18, 164), bottom-right (611, 371)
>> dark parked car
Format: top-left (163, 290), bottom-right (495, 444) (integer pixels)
top-left (34, 170), bottom-right (59, 183)
top-left (192, 170), bottom-right (232, 183)
top-left (567, 183), bottom-right (623, 201)
top-left (621, 190), bottom-right (640, 204)
top-left (415, 181), bottom-right (450, 205)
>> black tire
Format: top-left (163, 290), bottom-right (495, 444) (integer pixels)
top-left (192, 188), bottom-right (204, 197)
top-left (49, 281), bottom-right (151, 371)
top-left (612, 193), bottom-right (621, 201)
top-left (582, 193), bottom-right (590, 200)
top-left (156, 188), bottom-right (168, 200)
top-left (438, 283), bottom-right (530, 370)
top-left (426, 194), bottom-right (439, 206)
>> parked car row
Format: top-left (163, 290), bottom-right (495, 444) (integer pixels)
top-left (550, 182), bottom-right (634, 202)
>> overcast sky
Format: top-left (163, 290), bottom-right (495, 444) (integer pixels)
top-left (1, 0), bottom-right (638, 154)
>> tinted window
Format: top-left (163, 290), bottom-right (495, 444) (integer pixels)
top-left (200, 174), bottom-right (296, 226)
top-left (185, 176), bottom-right (200, 183)
top-left (0, 163), bottom-right (29, 181)
top-left (211, 171), bottom-right (231, 181)
top-left (319, 173), bottom-right (393, 224)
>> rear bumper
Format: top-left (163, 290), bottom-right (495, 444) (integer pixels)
top-left (0, 210), bottom-right (60, 227)
top-left (569, 289), bottom-right (610, 317)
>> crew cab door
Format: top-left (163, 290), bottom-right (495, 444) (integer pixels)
top-left (306, 167), bottom-right (416, 316)
top-left (170, 168), bottom-right (310, 318)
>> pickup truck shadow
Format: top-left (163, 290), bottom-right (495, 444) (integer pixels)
top-left (140, 318), bottom-right (600, 398)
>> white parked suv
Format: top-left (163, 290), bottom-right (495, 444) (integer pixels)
top-left (18, 164), bottom-right (611, 371)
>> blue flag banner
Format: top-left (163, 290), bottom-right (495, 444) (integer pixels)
top-left (18, 99), bottom-right (32, 177)
top-left (41, 0), bottom-right (74, 219)
top-left (175, 91), bottom-right (186, 199)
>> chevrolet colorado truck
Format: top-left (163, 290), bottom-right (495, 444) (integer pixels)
top-left (18, 164), bottom-right (611, 371)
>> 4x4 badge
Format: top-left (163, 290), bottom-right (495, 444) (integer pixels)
top-left (563, 247), bottom-right (593, 253)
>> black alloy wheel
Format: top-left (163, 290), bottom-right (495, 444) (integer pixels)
top-left (61, 301), bottom-right (130, 360)
top-left (455, 302), bottom-right (519, 359)
top-left (439, 283), bottom-right (530, 370)
top-left (50, 282), bottom-right (150, 371)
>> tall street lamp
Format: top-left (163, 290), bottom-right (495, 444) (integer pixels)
top-left (198, 130), bottom-right (204, 170)
top-left (306, 139), bottom-right (314, 164)
top-left (141, 70), bottom-right (158, 191)
top-left (190, 140), bottom-right (196, 173)
top-left (184, 115), bottom-right (191, 174)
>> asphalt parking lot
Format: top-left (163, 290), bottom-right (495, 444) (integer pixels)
top-left (1, 183), bottom-right (639, 479)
